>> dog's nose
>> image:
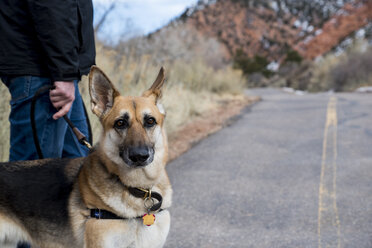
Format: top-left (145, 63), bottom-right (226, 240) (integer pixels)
top-left (128, 147), bottom-right (150, 164)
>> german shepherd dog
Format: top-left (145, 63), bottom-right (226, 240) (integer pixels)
top-left (0, 66), bottom-right (172, 248)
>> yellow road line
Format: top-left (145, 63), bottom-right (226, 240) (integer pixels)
top-left (318, 97), bottom-right (340, 248)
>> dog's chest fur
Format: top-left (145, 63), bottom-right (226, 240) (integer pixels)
top-left (69, 152), bottom-right (172, 248)
top-left (83, 210), bottom-right (170, 248)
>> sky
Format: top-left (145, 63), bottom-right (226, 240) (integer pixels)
top-left (93, 0), bottom-right (199, 44)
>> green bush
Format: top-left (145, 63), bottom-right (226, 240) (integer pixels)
top-left (233, 49), bottom-right (271, 77)
top-left (284, 50), bottom-right (303, 63)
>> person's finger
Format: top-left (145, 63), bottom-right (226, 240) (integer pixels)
top-left (51, 99), bottom-right (70, 109)
top-left (50, 91), bottom-right (75, 107)
top-left (50, 95), bottom-right (74, 104)
top-left (53, 102), bottom-right (72, 120)
top-left (50, 89), bottom-right (65, 97)
top-left (49, 95), bottom-right (65, 103)
top-left (50, 89), bottom-right (75, 100)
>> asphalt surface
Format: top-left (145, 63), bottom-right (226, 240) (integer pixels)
top-left (164, 88), bottom-right (372, 248)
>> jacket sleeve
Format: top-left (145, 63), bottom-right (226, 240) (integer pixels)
top-left (27, 0), bottom-right (81, 81)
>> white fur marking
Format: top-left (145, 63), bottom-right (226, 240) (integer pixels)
top-left (103, 129), bottom-right (127, 167)
top-left (156, 103), bottom-right (165, 115)
top-left (0, 219), bottom-right (30, 247)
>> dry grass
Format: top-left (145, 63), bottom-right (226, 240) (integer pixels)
top-left (79, 43), bottom-right (244, 141)
top-left (0, 83), bottom-right (10, 160)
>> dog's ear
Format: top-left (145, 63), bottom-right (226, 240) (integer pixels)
top-left (89, 66), bottom-right (120, 118)
top-left (142, 67), bottom-right (165, 103)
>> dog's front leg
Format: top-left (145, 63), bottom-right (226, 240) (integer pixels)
top-left (84, 219), bottom-right (135, 248)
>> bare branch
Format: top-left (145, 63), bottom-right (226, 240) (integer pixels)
top-left (94, 2), bottom-right (116, 33)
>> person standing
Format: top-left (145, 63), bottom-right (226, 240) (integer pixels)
top-left (0, 0), bottom-right (96, 162)
top-left (0, 1), bottom-right (95, 245)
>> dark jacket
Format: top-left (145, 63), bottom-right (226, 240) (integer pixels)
top-left (0, 0), bottom-right (95, 81)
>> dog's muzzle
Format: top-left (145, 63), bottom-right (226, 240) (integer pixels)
top-left (120, 146), bottom-right (154, 167)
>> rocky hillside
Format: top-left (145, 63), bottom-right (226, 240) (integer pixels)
top-left (177, 0), bottom-right (372, 62)
top-left (296, 1), bottom-right (372, 59)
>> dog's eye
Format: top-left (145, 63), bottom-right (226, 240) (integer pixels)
top-left (144, 117), bottom-right (156, 128)
top-left (114, 119), bottom-right (128, 129)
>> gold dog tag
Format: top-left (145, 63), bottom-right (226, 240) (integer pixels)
top-left (142, 214), bottom-right (155, 226)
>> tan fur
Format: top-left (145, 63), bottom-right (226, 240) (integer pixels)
top-left (0, 66), bottom-right (172, 248)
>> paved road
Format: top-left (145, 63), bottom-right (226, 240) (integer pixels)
top-left (164, 89), bottom-right (372, 248)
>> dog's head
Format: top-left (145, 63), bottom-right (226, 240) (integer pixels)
top-left (89, 66), bottom-right (167, 170)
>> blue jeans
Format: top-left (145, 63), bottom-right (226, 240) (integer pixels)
top-left (1, 76), bottom-right (90, 161)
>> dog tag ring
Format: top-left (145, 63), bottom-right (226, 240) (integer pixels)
top-left (143, 191), bottom-right (156, 226)
top-left (143, 213), bottom-right (156, 226)
top-left (144, 196), bottom-right (155, 210)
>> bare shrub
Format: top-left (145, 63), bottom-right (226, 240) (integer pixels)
top-left (286, 42), bottom-right (372, 92)
top-left (306, 55), bottom-right (342, 92)
top-left (115, 23), bottom-right (228, 70)
top-left (331, 48), bottom-right (372, 91)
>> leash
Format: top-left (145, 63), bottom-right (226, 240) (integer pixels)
top-left (31, 84), bottom-right (93, 159)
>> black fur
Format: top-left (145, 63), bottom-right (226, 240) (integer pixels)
top-left (0, 158), bottom-right (84, 235)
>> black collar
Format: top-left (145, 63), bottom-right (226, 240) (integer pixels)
top-left (127, 187), bottom-right (163, 212)
top-left (90, 208), bottom-right (133, 219)
top-left (89, 186), bottom-right (163, 220)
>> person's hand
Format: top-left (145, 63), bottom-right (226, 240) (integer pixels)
top-left (50, 81), bottom-right (75, 120)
